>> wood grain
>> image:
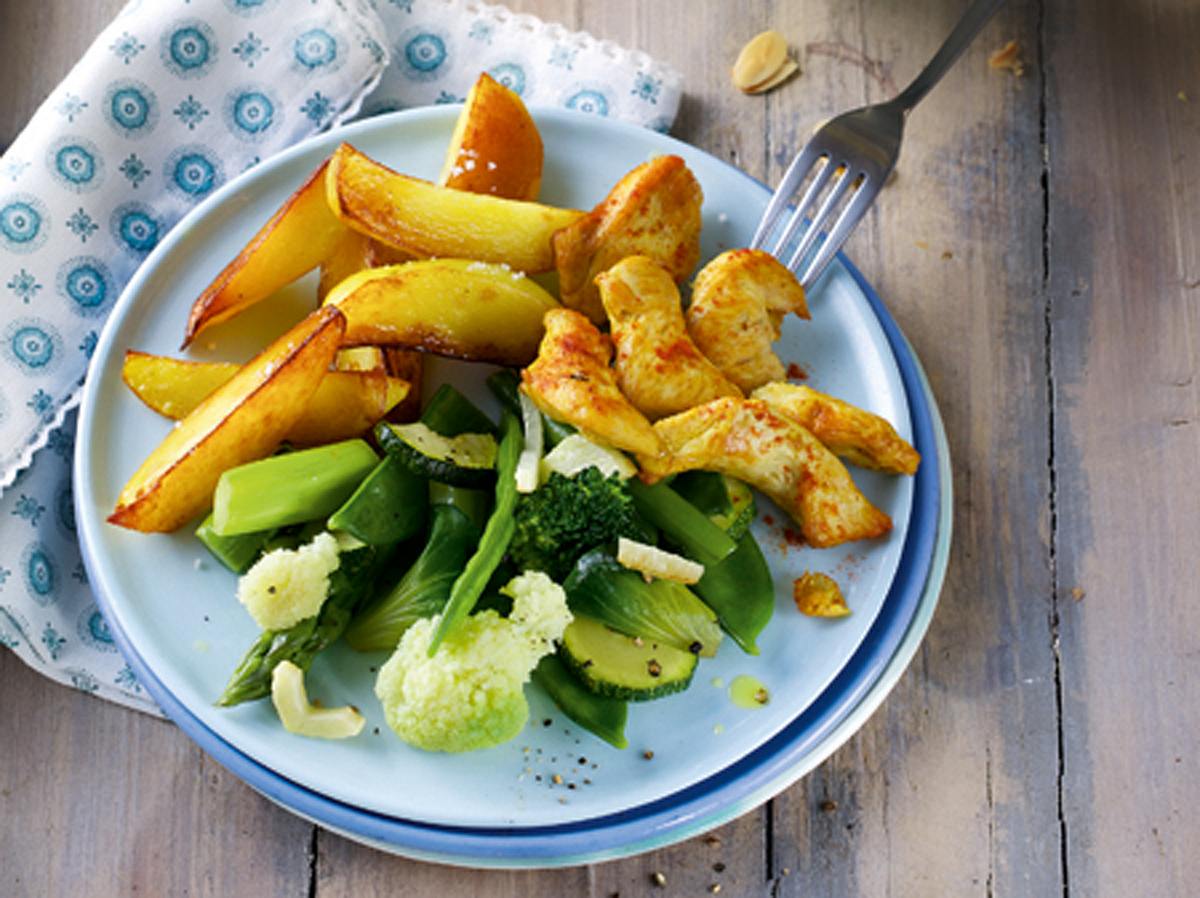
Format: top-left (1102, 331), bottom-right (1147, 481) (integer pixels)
top-left (1046, 1), bottom-right (1200, 895)
top-left (767, 2), bottom-right (1062, 895)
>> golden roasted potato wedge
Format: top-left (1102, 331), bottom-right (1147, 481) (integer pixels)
top-left (522, 308), bottom-right (664, 458)
top-left (110, 306), bottom-right (346, 532)
top-left (752, 382), bottom-right (920, 475)
top-left (383, 347), bottom-right (424, 422)
top-left (121, 350), bottom-right (408, 446)
top-left (324, 259), bottom-right (559, 366)
top-left (319, 229), bottom-right (374, 303)
top-left (686, 249), bottom-right (809, 393)
top-left (553, 155), bottom-right (703, 323)
top-left (597, 255), bottom-right (741, 420)
top-left (184, 162), bottom-right (346, 346)
top-left (642, 398), bottom-right (891, 548)
top-left (325, 143), bottom-right (581, 272)
top-left (438, 73), bottom-right (543, 200)
top-left (334, 345), bottom-right (386, 373)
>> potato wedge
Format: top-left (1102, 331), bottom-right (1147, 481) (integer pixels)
top-left (437, 73), bottom-right (543, 200)
top-left (752, 382), bottom-right (920, 475)
top-left (325, 143), bottom-right (581, 272)
top-left (553, 155), bottom-right (703, 324)
top-left (324, 259), bottom-right (559, 366)
top-left (184, 162), bottom-right (346, 346)
top-left (383, 347), bottom-right (423, 422)
top-left (121, 350), bottom-right (408, 446)
top-left (110, 306), bottom-right (345, 532)
top-left (641, 397), bottom-right (891, 548)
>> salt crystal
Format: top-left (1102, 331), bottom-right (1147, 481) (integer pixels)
top-left (486, 160), bottom-right (497, 171)
top-left (463, 159), bottom-right (476, 171)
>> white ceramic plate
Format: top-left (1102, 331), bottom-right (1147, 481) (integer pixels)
top-left (77, 108), bottom-right (917, 830)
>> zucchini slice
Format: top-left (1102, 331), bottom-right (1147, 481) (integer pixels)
top-left (560, 615), bottom-right (697, 702)
top-left (376, 421), bottom-right (497, 487)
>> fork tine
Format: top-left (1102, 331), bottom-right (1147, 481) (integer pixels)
top-left (785, 166), bottom-right (853, 272)
top-left (749, 143), bottom-right (824, 250)
top-left (798, 176), bottom-right (883, 288)
top-left (766, 157), bottom-right (834, 257)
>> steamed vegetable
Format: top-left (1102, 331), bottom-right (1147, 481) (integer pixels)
top-left (345, 486), bottom-right (484, 652)
top-left (271, 660), bottom-right (365, 739)
top-left (212, 439), bottom-right (378, 536)
top-left (237, 532), bottom-right (343, 630)
top-left (559, 614), bottom-right (697, 701)
top-left (219, 542), bottom-right (387, 706)
top-left (327, 455), bottom-right (427, 546)
top-left (195, 512), bottom-right (273, 574)
top-left (531, 654), bottom-right (628, 749)
top-left (509, 468), bottom-right (644, 582)
top-left (564, 548), bottom-right (723, 657)
top-left (626, 479), bottom-right (737, 568)
top-left (675, 472), bottom-right (775, 654)
top-left (375, 572), bottom-right (572, 752)
top-left (428, 411), bottom-right (523, 654)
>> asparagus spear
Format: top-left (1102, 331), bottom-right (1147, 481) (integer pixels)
top-left (217, 544), bottom-right (387, 706)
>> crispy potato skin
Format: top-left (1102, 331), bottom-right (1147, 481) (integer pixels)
top-left (597, 255), bottom-right (741, 420)
top-left (122, 350), bottom-right (408, 446)
top-left (522, 308), bottom-right (664, 457)
top-left (110, 306), bottom-right (345, 532)
top-left (686, 248), bottom-right (809, 393)
top-left (438, 73), bottom-right (543, 200)
top-left (326, 143), bottom-right (580, 273)
top-left (324, 259), bottom-right (559, 367)
top-left (184, 161), bottom-right (346, 346)
top-left (752, 382), bottom-right (920, 475)
top-left (553, 155), bottom-right (703, 324)
top-left (641, 398), bottom-right (891, 548)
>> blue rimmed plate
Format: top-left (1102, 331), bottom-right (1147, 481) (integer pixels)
top-left (76, 107), bottom-right (948, 865)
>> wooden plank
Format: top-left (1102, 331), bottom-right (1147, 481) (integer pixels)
top-left (0, 649), bottom-right (313, 897)
top-left (0, 0), bottom-right (126, 147)
top-left (765, 1), bottom-right (1063, 895)
top-left (1046, 1), bottom-right (1200, 895)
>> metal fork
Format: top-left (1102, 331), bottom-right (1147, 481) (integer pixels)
top-left (751, 0), bottom-right (1006, 289)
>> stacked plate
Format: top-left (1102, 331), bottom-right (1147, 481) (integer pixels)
top-left (75, 108), bottom-right (951, 868)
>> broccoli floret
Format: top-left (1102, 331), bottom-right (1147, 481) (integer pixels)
top-left (509, 468), bottom-right (644, 581)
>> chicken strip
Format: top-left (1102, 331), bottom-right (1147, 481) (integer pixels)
top-left (597, 256), bottom-right (741, 421)
top-left (752, 382), bottom-right (920, 475)
top-left (686, 249), bottom-right (809, 392)
top-left (641, 398), bottom-right (891, 548)
top-left (553, 155), bottom-right (702, 324)
top-left (522, 308), bottom-right (664, 458)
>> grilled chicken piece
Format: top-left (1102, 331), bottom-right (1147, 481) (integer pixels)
top-left (752, 382), bottom-right (920, 475)
top-left (685, 249), bottom-right (809, 392)
top-left (597, 256), bottom-right (742, 420)
top-left (522, 308), bottom-right (664, 458)
top-left (553, 155), bottom-right (703, 324)
top-left (641, 398), bottom-right (891, 548)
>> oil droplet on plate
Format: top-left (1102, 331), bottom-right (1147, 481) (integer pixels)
top-left (729, 674), bottom-right (769, 709)
top-left (713, 723), bottom-right (725, 735)
top-left (711, 676), bottom-right (725, 689)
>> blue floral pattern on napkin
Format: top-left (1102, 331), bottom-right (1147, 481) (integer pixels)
top-left (0, 0), bottom-right (681, 714)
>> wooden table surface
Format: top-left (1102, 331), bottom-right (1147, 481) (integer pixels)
top-left (3, 0), bottom-right (1197, 895)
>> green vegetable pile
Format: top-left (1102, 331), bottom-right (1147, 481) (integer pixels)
top-left (203, 371), bottom-right (777, 753)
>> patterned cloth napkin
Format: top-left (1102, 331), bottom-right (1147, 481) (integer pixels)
top-left (0, 0), bottom-right (681, 713)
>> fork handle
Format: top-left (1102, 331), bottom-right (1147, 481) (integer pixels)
top-left (892, 0), bottom-right (1007, 111)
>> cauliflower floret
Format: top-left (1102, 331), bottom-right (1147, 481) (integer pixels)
top-left (374, 571), bottom-right (572, 752)
top-left (237, 532), bottom-right (340, 630)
